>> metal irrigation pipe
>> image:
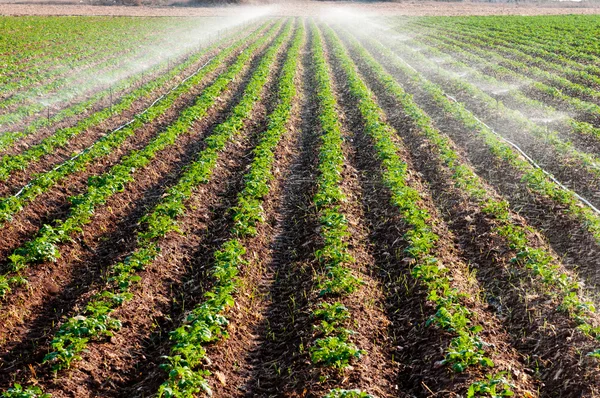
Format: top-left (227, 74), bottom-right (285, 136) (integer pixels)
top-left (444, 93), bottom-right (600, 217)
top-left (401, 57), bottom-right (600, 217)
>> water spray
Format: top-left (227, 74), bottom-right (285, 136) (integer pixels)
top-left (444, 93), bottom-right (600, 217)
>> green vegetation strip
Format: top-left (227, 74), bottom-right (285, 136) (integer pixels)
top-left (363, 31), bottom-right (600, 245)
top-left (156, 21), bottom-right (302, 398)
top-left (323, 24), bottom-right (499, 381)
top-left (0, 22), bottom-right (262, 182)
top-left (400, 32), bottom-right (600, 145)
top-left (39, 19), bottom-right (294, 379)
top-left (340, 26), bottom-right (600, 347)
top-left (426, 20), bottom-right (600, 88)
top-left (0, 22), bottom-right (270, 227)
top-left (307, 23), bottom-right (365, 380)
top-left (417, 31), bottom-right (600, 124)
top-left (0, 21), bottom-right (208, 129)
top-left (0, 20), bottom-right (284, 300)
top-left (416, 23), bottom-right (600, 105)
top-left (381, 31), bottom-right (600, 181)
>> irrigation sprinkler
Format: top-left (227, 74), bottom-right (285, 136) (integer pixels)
top-left (495, 97), bottom-right (500, 123)
top-left (109, 86), bottom-right (114, 114)
top-left (47, 107), bottom-right (50, 123)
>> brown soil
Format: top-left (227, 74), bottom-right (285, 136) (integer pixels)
top-left (196, 26), bottom-right (305, 397)
top-left (0, 36), bottom-right (236, 198)
top-left (237, 26), bottom-right (324, 396)
top-left (1, 1), bottom-right (599, 17)
top-left (0, 25), bottom-right (281, 389)
top-left (342, 26), bottom-right (600, 396)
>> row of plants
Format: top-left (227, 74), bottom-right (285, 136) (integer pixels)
top-left (420, 29), bottom-right (600, 120)
top-left (0, 23), bottom-right (187, 127)
top-left (0, 16), bottom-right (184, 95)
top-left (307, 24), bottom-right (365, 383)
top-left (38, 19), bottom-right (294, 381)
top-left (396, 31), bottom-right (600, 145)
top-left (366, 29), bottom-right (600, 239)
top-left (412, 18), bottom-right (600, 85)
top-left (323, 24), bottom-right (501, 388)
top-left (346, 28), bottom-right (600, 337)
top-left (414, 26), bottom-right (600, 109)
top-left (425, 15), bottom-right (600, 63)
top-left (0, 20), bottom-right (285, 300)
top-left (156, 21), bottom-right (303, 398)
top-left (413, 33), bottom-right (600, 137)
top-left (0, 21), bottom-right (262, 182)
top-left (414, 22), bottom-right (600, 103)
top-left (380, 30), bottom-right (600, 183)
top-left (0, 21), bottom-right (262, 155)
top-left (0, 21), bottom-right (271, 227)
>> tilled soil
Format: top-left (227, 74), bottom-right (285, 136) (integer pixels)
top-left (0, 25), bottom-right (282, 392)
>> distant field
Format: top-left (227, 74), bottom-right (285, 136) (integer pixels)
top-left (0, 1), bottom-right (599, 16)
top-left (3, 13), bottom-right (600, 398)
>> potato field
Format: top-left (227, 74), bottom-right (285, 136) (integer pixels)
top-left (2, 13), bottom-right (600, 398)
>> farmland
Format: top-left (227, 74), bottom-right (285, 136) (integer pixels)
top-left (2, 11), bottom-right (600, 398)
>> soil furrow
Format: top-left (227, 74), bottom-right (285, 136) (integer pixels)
top-left (239, 25), bottom-right (324, 397)
top-left (0, 25), bottom-right (283, 380)
top-left (0, 24), bottom-right (271, 269)
top-left (343, 29), bottom-right (600, 397)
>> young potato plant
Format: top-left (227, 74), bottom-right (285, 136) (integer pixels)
top-left (157, 22), bottom-right (303, 398)
top-left (386, 33), bottom-right (600, 182)
top-left (307, 23), bottom-right (364, 373)
top-left (0, 21), bottom-right (271, 226)
top-left (0, 21), bottom-right (262, 182)
top-left (0, 22), bottom-right (285, 301)
top-left (39, 21), bottom-right (293, 376)
top-left (342, 27), bottom-right (600, 354)
top-left (364, 31), bottom-right (600, 245)
top-left (0, 384), bottom-right (51, 398)
top-left (322, 25), bottom-right (494, 377)
top-left (324, 389), bottom-right (373, 398)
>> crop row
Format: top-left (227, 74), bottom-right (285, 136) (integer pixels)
top-left (380, 29), bottom-right (600, 197)
top-left (0, 21), bottom-right (268, 231)
top-left (412, 27), bottom-right (600, 118)
top-left (363, 32), bottom-right (600, 247)
top-left (435, 15), bottom-right (600, 61)
top-left (0, 17), bottom-right (200, 100)
top-left (393, 31), bottom-right (600, 146)
top-left (0, 20), bottom-right (284, 300)
top-left (0, 21), bottom-right (260, 156)
top-left (39, 16), bottom-right (292, 384)
top-left (341, 24), bottom-right (600, 353)
top-left (323, 23), bottom-right (509, 394)
top-left (157, 19), bottom-right (301, 398)
top-left (308, 23), bottom-right (364, 384)
top-left (414, 22), bottom-right (600, 104)
top-left (423, 19), bottom-right (600, 83)
top-left (0, 21), bottom-right (228, 131)
top-left (0, 21), bottom-right (262, 182)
